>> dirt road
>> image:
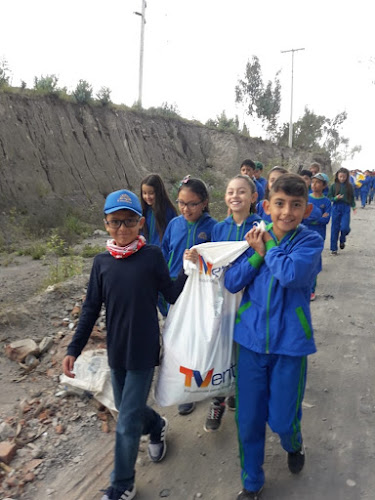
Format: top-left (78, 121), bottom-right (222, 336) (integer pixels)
top-left (2, 206), bottom-right (375, 500)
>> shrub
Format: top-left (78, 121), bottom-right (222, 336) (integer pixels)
top-left (81, 244), bottom-right (105, 258)
top-left (96, 86), bottom-right (112, 106)
top-left (73, 80), bottom-right (93, 104)
top-left (0, 59), bottom-right (10, 88)
top-left (43, 255), bottom-right (83, 287)
top-left (33, 74), bottom-right (60, 94)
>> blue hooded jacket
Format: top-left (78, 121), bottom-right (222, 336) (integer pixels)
top-left (304, 194), bottom-right (331, 240)
top-left (212, 214), bottom-right (262, 242)
top-left (225, 223), bottom-right (324, 356)
top-left (162, 212), bottom-right (217, 278)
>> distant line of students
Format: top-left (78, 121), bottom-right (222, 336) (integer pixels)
top-left (63, 158), bottom-right (365, 500)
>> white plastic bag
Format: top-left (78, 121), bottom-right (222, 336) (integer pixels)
top-left (155, 240), bottom-right (248, 406)
top-left (60, 349), bottom-right (117, 414)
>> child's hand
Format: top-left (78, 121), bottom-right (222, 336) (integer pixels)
top-left (245, 227), bottom-right (266, 257)
top-left (336, 194), bottom-right (344, 200)
top-left (184, 248), bottom-right (199, 263)
top-left (353, 208), bottom-right (357, 215)
top-left (322, 212), bottom-right (329, 217)
top-left (62, 355), bottom-right (76, 378)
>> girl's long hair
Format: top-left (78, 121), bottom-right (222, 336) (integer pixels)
top-left (334, 167), bottom-right (353, 204)
top-left (140, 174), bottom-right (177, 242)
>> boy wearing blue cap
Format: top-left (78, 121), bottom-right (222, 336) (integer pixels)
top-left (62, 189), bottom-right (187, 500)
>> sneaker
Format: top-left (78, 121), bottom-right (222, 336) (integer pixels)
top-left (226, 395), bottom-right (236, 411)
top-left (178, 402), bottom-right (196, 415)
top-left (101, 485), bottom-right (136, 500)
top-left (237, 487), bottom-right (263, 499)
top-left (330, 251), bottom-right (337, 255)
top-left (310, 292), bottom-right (316, 301)
top-left (339, 242), bottom-right (345, 249)
top-left (204, 401), bottom-right (225, 432)
top-left (148, 417), bottom-right (168, 462)
top-left (288, 443), bottom-right (305, 474)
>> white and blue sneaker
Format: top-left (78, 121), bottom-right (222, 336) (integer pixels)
top-left (148, 416), bottom-right (168, 462)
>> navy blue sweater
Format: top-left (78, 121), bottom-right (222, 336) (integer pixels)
top-left (67, 245), bottom-right (187, 369)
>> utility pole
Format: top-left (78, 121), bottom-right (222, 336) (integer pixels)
top-left (134, 0), bottom-right (147, 107)
top-left (281, 47), bottom-right (305, 148)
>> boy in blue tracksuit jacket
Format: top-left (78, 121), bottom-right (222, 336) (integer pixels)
top-left (225, 174), bottom-right (324, 500)
top-left (304, 173), bottom-right (331, 241)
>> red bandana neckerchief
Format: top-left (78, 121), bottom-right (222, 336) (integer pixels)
top-left (106, 235), bottom-right (146, 259)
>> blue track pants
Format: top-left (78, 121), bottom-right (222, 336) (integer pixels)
top-left (330, 203), bottom-right (351, 252)
top-left (236, 346), bottom-right (307, 492)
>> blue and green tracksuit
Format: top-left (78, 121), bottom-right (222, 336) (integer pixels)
top-left (328, 183), bottom-right (356, 251)
top-left (304, 194), bottom-right (331, 241)
top-left (359, 175), bottom-right (372, 207)
top-left (159, 212), bottom-right (217, 315)
top-left (212, 213), bottom-right (262, 243)
top-left (224, 224), bottom-right (324, 492)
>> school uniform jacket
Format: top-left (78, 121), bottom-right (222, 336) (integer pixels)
top-left (225, 224), bottom-right (324, 357)
top-left (212, 214), bottom-right (262, 242)
top-left (67, 245), bottom-right (187, 370)
top-left (303, 194), bottom-right (332, 240)
top-left (161, 213), bottom-right (217, 278)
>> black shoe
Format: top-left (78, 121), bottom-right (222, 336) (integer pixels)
top-left (339, 242), bottom-right (345, 249)
top-left (288, 444), bottom-right (305, 474)
top-left (226, 395), bottom-right (236, 411)
top-left (178, 402), bottom-right (196, 415)
top-left (204, 401), bottom-right (225, 432)
top-left (237, 487), bottom-right (263, 499)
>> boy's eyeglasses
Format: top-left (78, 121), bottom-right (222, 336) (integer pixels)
top-left (176, 200), bottom-right (203, 209)
top-left (105, 218), bottom-right (140, 229)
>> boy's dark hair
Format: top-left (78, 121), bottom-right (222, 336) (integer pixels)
top-left (178, 175), bottom-right (210, 213)
top-left (300, 170), bottom-right (312, 178)
top-left (334, 167), bottom-right (353, 203)
top-left (270, 173), bottom-right (308, 201)
top-left (240, 159), bottom-right (256, 170)
top-left (140, 173), bottom-right (177, 242)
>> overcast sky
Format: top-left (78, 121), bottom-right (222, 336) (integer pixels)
top-left (1, 0), bottom-right (374, 170)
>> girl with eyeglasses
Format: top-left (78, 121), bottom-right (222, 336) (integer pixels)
top-left (161, 175), bottom-right (217, 416)
top-left (140, 173), bottom-right (177, 246)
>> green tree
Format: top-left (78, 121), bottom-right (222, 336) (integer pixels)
top-left (96, 86), bottom-right (112, 105)
top-left (0, 58), bottom-right (10, 88)
top-left (205, 111), bottom-right (240, 133)
top-left (73, 80), bottom-right (93, 104)
top-left (34, 74), bottom-right (59, 93)
top-left (235, 55), bottom-right (281, 136)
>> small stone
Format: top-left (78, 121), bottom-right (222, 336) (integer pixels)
top-left (196, 494), bottom-right (203, 498)
top-left (24, 472), bottom-right (35, 483)
top-left (39, 337), bottom-right (54, 355)
top-left (5, 339), bottom-right (39, 362)
top-left (346, 479), bottom-right (356, 487)
top-left (54, 424), bottom-right (65, 434)
top-left (159, 489), bottom-right (171, 497)
top-left (0, 440), bottom-right (17, 464)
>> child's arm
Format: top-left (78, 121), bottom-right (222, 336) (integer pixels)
top-left (265, 231), bottom-right (324, 288)
top-left (63, 260), bottom-right (102, 375)
top-left (157, 249), bottom-right (187, 303)
top-left (225, 227), bottom-right (268, 293)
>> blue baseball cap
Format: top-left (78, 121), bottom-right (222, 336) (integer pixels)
top-left (104, 189), bottom-right (142, 216)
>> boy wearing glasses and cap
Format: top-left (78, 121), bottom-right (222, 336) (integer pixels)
top-left (62, 189), bottom-right (188, 500)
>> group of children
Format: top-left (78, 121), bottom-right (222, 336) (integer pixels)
top-left (62, 159), bottom-right (358, 500)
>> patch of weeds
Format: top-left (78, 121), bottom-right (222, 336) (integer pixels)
top-left (20, 243), bottom-right (47, 260)
top-left (58, 215), bottom-right (92, 246)
top-left (47, 232), bottom-right (68, 257)
top-left (80, 244), bottom-right (105, 258)
top-left (43, 255), bottom-right (83, 287)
